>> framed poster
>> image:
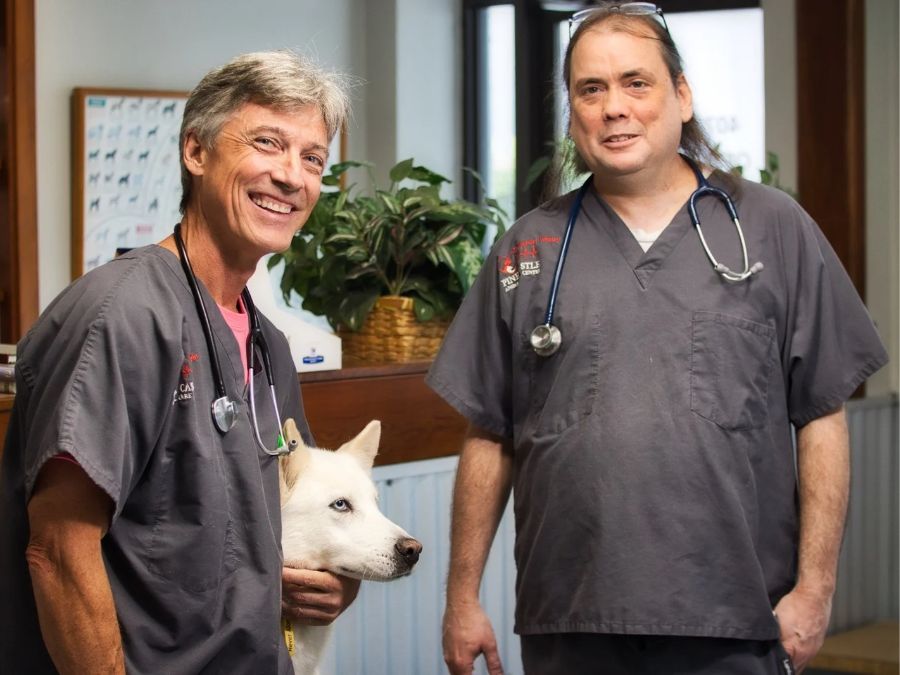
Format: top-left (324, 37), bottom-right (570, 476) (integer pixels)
top-left (71, 87), bottom-right (187, 278)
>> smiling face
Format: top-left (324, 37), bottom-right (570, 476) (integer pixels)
top-left (568, 24), bottom-right (692, 184)
top-left (182, 101), bottom-right (329, 268)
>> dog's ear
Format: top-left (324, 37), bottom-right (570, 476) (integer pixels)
top-left (279, 444), bottom-right (311, 507)
top-left (336, 419), bottom-right (380, 472)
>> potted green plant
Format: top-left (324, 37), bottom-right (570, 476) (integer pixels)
top-left (268, 158), bottom-right (506, 364)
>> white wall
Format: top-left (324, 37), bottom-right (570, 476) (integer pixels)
top-left (361, 0), bottom-right (397, 189)
top-left (395, 0), bottom-right (462, 198)
top-left (35, 0), bottom-right (366, 308)
top-left (360, 0), bottom-right (462, 194)
top-left (762, 0), bottom-right (797, 188)
top-left (34, 0), bottom-right (463, 309)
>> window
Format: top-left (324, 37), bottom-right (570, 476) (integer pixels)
top-left (666, 8), bottom-right (765, 178)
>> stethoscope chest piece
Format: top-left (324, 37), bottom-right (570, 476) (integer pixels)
top-left (530, 324), bottom-right (562, 357)
top-left (212, 395), bottom-right (239, 434)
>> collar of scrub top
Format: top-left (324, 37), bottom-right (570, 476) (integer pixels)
top-left (172, 223), bottom-right (296, 455)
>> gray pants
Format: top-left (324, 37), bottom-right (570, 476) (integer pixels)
top-left (521, 634), bottom-right (795, 675)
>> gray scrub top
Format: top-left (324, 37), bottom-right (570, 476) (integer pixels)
top-left (0, 246), bottom-right (310, 674)
top-left (427, 173), bottom-right (888, 640)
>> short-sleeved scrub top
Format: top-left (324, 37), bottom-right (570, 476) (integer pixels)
top-left (0, 246), bottom-right (309, 674)
top-left (427, 173), bottom-right (888, 640)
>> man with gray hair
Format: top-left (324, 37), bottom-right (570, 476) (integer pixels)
top-left (0, 51), bottom-right (355, 673)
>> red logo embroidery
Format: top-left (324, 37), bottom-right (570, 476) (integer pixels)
top-left (174, 355), bottom-right (197, 404)
top-left (515, 240), bottom-right (538, 258)
top-left (498, 236), bottom-right (559, 292)
top-left (499, 239), bottom-right (539, 274)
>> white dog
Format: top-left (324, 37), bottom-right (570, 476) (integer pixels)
top-left (279, 420), bottom-right (422, 675)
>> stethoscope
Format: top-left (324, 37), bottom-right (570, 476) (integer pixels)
top-left (529, 158), bottom-right (763, 357)
top-left (173, 223), bottom-right (299, 455)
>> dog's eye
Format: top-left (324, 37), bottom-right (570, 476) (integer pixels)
top-left (330, 498), bottom-right (352, 512)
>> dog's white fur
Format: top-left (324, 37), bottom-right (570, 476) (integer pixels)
top-left (280, 420), bottom-right (421, 675)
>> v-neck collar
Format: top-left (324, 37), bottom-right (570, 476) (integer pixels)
top-left (583, 176), bottom-right (718, 290)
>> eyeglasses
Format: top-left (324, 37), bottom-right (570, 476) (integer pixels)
top-left (569, 2), bottom-right (669, 38)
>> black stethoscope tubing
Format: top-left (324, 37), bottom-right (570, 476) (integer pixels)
top-left (529, 178), bottom-right (592, 357)
top-left (173, 223), bottom-right (231, 412)
top-left (173, 223), bottom-right (287, 453)
top-left (529, 157), bottom-right (762, 357)
top-left (545, 179), bottom-right (592, 328)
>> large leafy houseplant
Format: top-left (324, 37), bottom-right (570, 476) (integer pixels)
top-left (269, 158), bottom-right (506, 332)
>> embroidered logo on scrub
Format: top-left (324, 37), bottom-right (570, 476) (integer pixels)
top-left (172, 352), bottom-right (200, 404)
top-left (498, 236), bottom-right (560, 292)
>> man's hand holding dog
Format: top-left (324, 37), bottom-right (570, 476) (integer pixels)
top-left (281, 568), bottom-right (361, 625)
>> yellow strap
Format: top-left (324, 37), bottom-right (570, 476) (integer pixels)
top-left (282, 617), bottom-right (295, 656)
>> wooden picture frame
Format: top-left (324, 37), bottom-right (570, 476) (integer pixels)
top-left (71, 87), bottom-right (188, 278)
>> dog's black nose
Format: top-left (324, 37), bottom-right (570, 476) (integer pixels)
top-left (395, 537), bottom-right (422, 566)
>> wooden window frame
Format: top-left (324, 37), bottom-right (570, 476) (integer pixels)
top-left (0, 0), bottom-right (38, 343)
top-left (796, 0), bottom-right (866, 297)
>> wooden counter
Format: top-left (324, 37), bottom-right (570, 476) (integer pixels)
top-left (809, 621), bottom-right (899, 674)
top-left (0, 364), bottom-right (469, 467)
top-left (300, 361), bottom-right (467, 466)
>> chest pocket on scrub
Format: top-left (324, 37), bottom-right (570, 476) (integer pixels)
top-left (690, 311), bottom-right (775, 431)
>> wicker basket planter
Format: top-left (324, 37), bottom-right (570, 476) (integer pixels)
top-left (337, 296), bottom-right (450, 366)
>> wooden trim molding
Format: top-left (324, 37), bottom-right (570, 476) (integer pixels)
top-left (796, 0), bottom-right (866, 297)
top-left (300, 363), bottom-right (468, 466)
top-left (3, 0), bottom-right (39, 341)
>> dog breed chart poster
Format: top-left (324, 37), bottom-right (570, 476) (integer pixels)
top-left (72, 88), bottom-right (187, 277)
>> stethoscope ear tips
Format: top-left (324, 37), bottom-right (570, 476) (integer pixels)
top-left (749, 262), bottom-right (764, 274)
